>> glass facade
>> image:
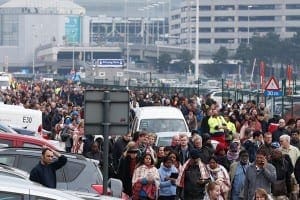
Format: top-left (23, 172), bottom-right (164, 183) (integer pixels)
top-left (0, 14), bottom-right (19, 46)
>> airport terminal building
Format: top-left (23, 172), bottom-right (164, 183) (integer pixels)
top-left (169, 0), bottom-right (300, 53)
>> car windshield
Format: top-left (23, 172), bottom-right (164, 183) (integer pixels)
top-left (139, 119), bottom-right (188, 132)
top-left (157, 137), bottom-right (172, 146)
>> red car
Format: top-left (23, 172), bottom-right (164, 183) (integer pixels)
top-left (0, 132), bottom-right (61, 151)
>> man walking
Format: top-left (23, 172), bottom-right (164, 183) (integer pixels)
top-left (244, 150), bottom-right (276, 200)
top-left (30, 146), bottom-right (67, 188)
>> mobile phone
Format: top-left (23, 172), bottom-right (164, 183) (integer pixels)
top-left (170, 172), bottom-right (179, 179)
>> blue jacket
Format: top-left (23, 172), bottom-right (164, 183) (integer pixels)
top-left (158, 165), bottom-right (178, 196)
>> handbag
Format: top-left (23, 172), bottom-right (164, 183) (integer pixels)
top-left (272, 179), bottom-right (287, 196)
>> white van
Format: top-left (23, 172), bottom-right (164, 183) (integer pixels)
top-left (0, 104), bottom-right (42, 133)
top-left (130, 106), bottom-right (190, 145)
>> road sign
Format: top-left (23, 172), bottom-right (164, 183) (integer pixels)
top-left (265, 76), bottom-right (280, 90)
top-left (264, 90), bottom-right (283, 97)
top-left (84, 90), bottom-right (129, 135)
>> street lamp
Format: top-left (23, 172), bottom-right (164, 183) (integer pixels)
top-left (72, 30), bottom-right (75, 71)
top-left (32, 25), bottom-right (37, 76)
top-left (247, 5), bottom-right (253, 45)
top-left (195, 0), bottom-right (199, 80)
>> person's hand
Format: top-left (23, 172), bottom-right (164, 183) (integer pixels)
top-left (42, 145), bottom-right (50, 150)
top-left (262, 157), bottom-right (268, 169)
top-left (216, 178), bottom-right (223, 185)
top-left (147, 178), bottom-right (154, 184)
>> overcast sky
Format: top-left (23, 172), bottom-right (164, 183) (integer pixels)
top-left (0, 0), bottom-right (181, 17)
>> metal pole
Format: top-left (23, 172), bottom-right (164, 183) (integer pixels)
top-left (247, 5), bottom-right (252, 45)
top-left (102, 91), bottom-right (111, 194)
top-left (281, 79), bottom-right (285, 117)
top-left (72, 45), bottom-right (75, 71)
top-left (195, 0), bottom-right (199, 80)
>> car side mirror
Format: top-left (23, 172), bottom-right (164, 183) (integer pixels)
top-left (108, 178), bottom-right (123, 198)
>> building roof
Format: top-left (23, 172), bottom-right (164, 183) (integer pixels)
top-left (0, 0), bottom-right (85, 15)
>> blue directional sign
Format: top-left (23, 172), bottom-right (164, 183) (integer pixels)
top-left (264, 90), bottom-right (283, 97)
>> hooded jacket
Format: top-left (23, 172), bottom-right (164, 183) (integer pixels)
top-left (158, 164), bottom-right (178, 196)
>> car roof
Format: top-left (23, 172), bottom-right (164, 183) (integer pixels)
top-left (0, 147), bottom-right (88, 160)
top-left (0, 164), bottom-right (29, 179)
top-left (135, 106), bottom-right (185, 119)
top-left (0, 132), bottom-right (59, 150)
top-left (0, 174), bottom-right (85, 200)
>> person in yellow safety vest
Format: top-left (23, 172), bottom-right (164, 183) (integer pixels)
top-left (208, 109), bottom-right (227, 134)
top-left (208, 109), bottom-right (228, 148)
top-left (224, 114), bottom-right (237, 142)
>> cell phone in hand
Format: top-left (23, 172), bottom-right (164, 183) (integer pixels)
top-left (170, 172), bottom-right (179, 179)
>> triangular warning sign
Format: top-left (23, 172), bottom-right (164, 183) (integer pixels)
top-left (265, 76), bottom-right (280, 90)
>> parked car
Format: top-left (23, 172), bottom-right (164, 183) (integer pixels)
top-left (0, 174), bottom-right (85, 200)
top-left (0, 147), bottom-right (103, 193)
top-left (0, 122), bottom-right (18, 133)
top-left (0, 163), bottom-right (29, 179)
top-left (0, 164), bottom-right (122, 200)
top-left (0, 132), bottom-right (63, 151)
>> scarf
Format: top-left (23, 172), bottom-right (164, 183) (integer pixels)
top-left (176, 159), bottom-right (210, 188)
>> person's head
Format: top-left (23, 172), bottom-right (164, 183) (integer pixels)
top-left (279, 134), bottom-right (290, 148)
top-left (253, 131), bottom-right (263, 143)
top-left (296, 118), bottom-right (300, 128)
top-left (123, 132), bottom-right (132, 142)
top-left (189, 149), bottom-right (201, 163)
top-left (171, 134), bottom-right (180, 147)
top-left (206, 181), bottom-right (221, 200)
top-left (239, 150), bottom-right (249, 165)
top-left (41, 148), bottom-right (54, 165)
top-left (208, 156), bottom-right (218, 169)
top-left (141, 153), bottom-right (155, 167)
top-left (163, 156), bottom-right (173, 168)
top-left (179, 134), bottom-right (189, 147)
top-left (278, 119), bottom-right (286, 128)
top-left (263, 132), bottom-right (272, 145)
top-left (212, 109), bottom-right (218, 117)
top-left (192, 135), bottom-right (202, 149)
top-left (90, 141), bottom-right (100, 153)
top-left (163, 146), bottom-right (172, 156)
top-left (254, 188), bottom-right (268, 200)
top-left (291, 129), bottom-right (299, 142)
top-left (271, 148), bottom-right (282, 160)
top-left (168, 151), bottom-right (179, 163)
top-left (138, 131), bottom-right (148, 145)
top-left (157, 146), bottom-right (165, 158)
top-left (257, 113), bottom-right (265, 121)
top-left (148, 133), bottom-right (157, 146)
top-left (255, 150), bottom-right (267, 168)
top-left (124, 141), bottom-right (138, 158)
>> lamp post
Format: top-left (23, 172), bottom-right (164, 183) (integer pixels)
top-left (72, 30), bottom-right (75, 71)
top-left (32, 25), bottom-right (37, 76)
top-left (247, 5), bottom-right (252, 45)
top-left (195, 0), bottom-right (199, 80)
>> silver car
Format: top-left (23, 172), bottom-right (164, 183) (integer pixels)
top-left (0, 174), bottom-right (85, 200)
top-left (0, 148), bottom-right (103, 193)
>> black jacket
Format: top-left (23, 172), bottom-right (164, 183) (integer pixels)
top-left (295, 157), bottom-right (300, 184)
top-left (270, 155), bottom-right (294, 194)
top-left (117, 155), bottom-right (137, 196)
top-left (29, 155), bottom-right (67, 188)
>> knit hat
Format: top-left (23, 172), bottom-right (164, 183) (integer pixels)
top-left (190, 149), bottom-right (201, 159)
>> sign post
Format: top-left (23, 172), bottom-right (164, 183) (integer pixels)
top-left (84, 90), bottom-right (129, 194)
top-left (264, 76), bottom-right (281, 97)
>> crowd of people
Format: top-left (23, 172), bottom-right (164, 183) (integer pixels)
top-left (1, 79), bottom-right (300, 200)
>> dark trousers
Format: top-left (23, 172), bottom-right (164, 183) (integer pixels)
top-left (158, 196), bottom-right (176, 200)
